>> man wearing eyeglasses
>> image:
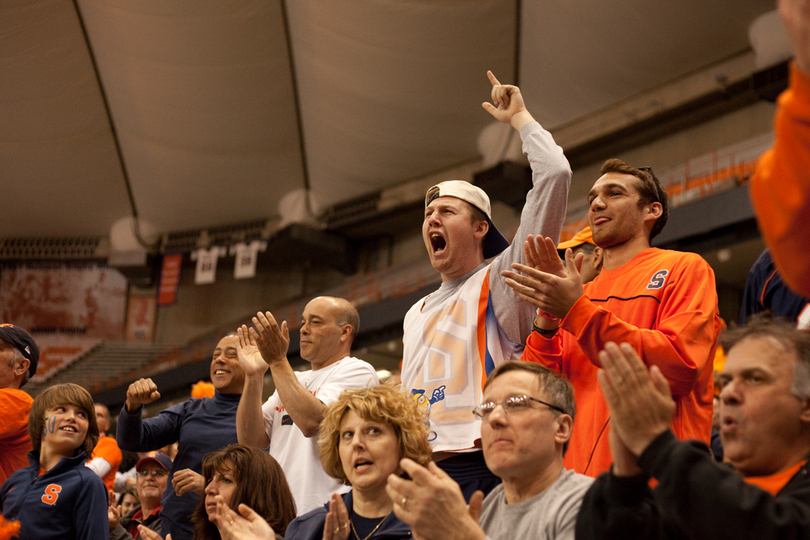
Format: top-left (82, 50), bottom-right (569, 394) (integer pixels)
top-left (387, 361), bottom-right (592, 540)
top-left (110, 452), bottom-right (171, 540)
top-left (503, 159), bottom-right (721, 477)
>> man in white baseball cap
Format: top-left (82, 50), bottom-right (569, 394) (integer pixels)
top-left (401, 71), bottom-right (571, 499)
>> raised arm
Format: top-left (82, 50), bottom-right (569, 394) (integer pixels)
top-left (240, 312), bottom-right (327, 440)
top-left (117, 379), bottom-right (182, 452)
top-left (236, 324), bottom-right (272, 448)
top-left (481, 70), bottom-right (536, 131)
top-left (482, 71), bottom-right (571, 345)
top-left (750, 0), bottom-right (810, 297)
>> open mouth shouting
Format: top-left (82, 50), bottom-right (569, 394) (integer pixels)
top-left (429, 232), bottom-right (447, 255)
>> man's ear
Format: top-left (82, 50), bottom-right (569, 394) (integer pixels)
top-left (339, 324), bottom-right (353, 343)
top-left (13, 358), bottom-right (29, 378)
top-left (592, 246), bottom-right (604, 270)
top-left (646, 202), bottom-right (663, 221)
top-left (474, 219), bottom-right (489, 239)
top-left (554, 414), bottom-right (574, 447)
top-left (799, 397), bottom-right (810, 423)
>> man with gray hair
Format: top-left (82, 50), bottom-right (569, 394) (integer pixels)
top-left (388, 360), bottom-right (592, 540)
top-left (577, 316), bottom-right (810, 540)
top-left (0, 323), bottom-right (39, 485)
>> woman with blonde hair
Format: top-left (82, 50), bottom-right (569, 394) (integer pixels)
top-left (285, 385), bottom-right (432, 540)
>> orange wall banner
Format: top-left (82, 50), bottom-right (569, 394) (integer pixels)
top-left (126, 295), bottom-right (157, 341)
top-left (157, 254), bottom-right (183, 306)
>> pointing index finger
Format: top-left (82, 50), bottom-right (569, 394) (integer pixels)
top-left (487, 70), bottom-right (501, 86)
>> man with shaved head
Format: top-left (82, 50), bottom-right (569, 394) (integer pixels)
top-left (236, 296), bottom-right (379, 515)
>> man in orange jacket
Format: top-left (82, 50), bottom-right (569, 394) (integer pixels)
top-left (750, 0), bottom-right (810, 299)
top-left (503, 159), bottom-right (721, 477)
top-left (0, 323), bottom-right (39, 486)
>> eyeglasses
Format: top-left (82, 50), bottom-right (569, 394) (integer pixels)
top-left (637, 166), bottom-right (666, 204)
top-left (472, 395), bottom-right (567, 419)
top-left (137, 470), bottom-right (168, 478)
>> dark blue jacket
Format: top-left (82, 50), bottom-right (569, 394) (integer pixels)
top-left (117, 390), bottom-right (241, 540)
top-left (285, 491), bottom-right (412, 540)
top-left (740, 248), bottom-right (810, 327)
top-left (1, 451), bottom-right (108, 540)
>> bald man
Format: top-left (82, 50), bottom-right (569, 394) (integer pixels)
top-left (236, 296), bottom-right (379, 515)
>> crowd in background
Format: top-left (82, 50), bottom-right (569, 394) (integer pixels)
top-left (3, 1), bottom-right (810, 539)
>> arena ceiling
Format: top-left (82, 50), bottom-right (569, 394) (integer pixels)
top-left (1, 0), bottom-right (776, 240)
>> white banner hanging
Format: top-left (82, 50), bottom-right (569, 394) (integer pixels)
top-left (230, 240), bottom-right (267, 280)
top-left (191, 247), bottom-right (227, 285)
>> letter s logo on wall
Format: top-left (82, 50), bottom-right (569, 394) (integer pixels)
top-left (647, 269), bottom-right (669, 290)
top-left (41, 484), bottom-right (62, 505)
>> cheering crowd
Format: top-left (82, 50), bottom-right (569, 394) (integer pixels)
top-left (3, 1), bottom-right (810, 539)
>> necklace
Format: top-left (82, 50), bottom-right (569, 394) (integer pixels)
top-left (349, 510), bottom-right (391, 540)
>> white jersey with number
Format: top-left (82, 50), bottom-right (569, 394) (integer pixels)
top-left (402, 121), bottom-right (571, 454)
top-left (261, 356), bottom-right (379, 515)
top-left (402, 266), bottom-right (524, 452)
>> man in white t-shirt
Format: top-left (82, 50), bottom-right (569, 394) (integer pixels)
top-left (236, 296), bottom-right (379, 515)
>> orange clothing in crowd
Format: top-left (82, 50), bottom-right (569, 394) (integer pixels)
top-left (0, 388), bottom-right (33, 486)
top-left (522, 248), bottom-right (721, 477)
top-left (744, 459), bottom-right (808, 497)
top-left (751, 62), bottom-right (810, 298)
top-left (91, 435), bottom-right (123, 492)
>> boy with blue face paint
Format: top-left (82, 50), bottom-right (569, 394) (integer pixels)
top-left (1, 383), bottom-right (108, 540)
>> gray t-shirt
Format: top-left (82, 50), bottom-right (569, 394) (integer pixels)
top-left (479, 468), bottom-right (593, 540)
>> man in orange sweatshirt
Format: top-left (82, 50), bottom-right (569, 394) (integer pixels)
top-left (502, 160), bottom-right (721, 477)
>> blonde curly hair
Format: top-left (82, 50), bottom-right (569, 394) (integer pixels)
top-left (318, 385), bottom-right (432, 485)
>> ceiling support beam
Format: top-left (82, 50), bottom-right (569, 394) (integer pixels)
top-left (280, 0), bottom-right (312, 211)
top-left (71, 1), bottom-right (154, 249)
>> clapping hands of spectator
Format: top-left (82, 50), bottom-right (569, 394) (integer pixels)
top-left (246, 311), bottom-right (290, 366)
top-left (210, 496), bottom-right (276, 540)
top-left (107, 491), bottom-right (121, 532)
top-left (597, 342), bottom-right (676, 457)
top-left (386, 458), bottom-right (485, 540)
top-left (237, 325), bottom-right (270, 377)
top-left (321, 493), bottom-right (350, 540)
top-left (502, 235), bottom-right (585, 320)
